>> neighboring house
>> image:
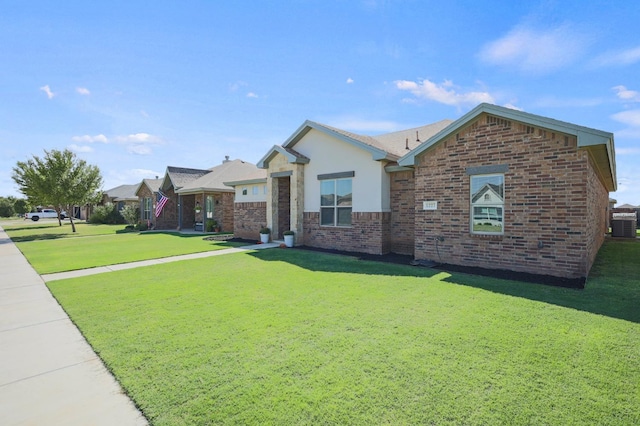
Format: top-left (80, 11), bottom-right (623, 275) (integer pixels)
top-left (253, 103), bottom-right (616, 281)
top-left (176, 158), bottom-right (265, 232)
top-left (102, 184), bottom-right (140, 211)
top-left (153, 157), bottom-right (264, 231)
top-left (135, 178), bottom-right (163, 228)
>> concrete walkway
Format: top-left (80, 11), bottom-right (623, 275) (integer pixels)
top-left (41, 242), bottom-right (281, 282)
top-left (0, 224), bottom-right (280, 425)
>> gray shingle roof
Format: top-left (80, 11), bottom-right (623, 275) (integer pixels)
top-left (176, 160), bottom-right (265, 194)
top-left (103, 184), bottom-right (139, 201)
top-left (163, 166), bottom-right (211, 191)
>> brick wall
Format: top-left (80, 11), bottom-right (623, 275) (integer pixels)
top-left (414, 113), bottom-right (596, 279)
top-left (234, 201), bottom-right (267, 240)
top-left (221, 192), bottom-right (235, 233)
top-left (585, 154), bottom-right (610, 275)
top-left (156, 188), bottom-right (178, 230)
top-left (390, 170), bottom-right (415, 255)
top-left (303, 212), bottom-right (391, 255)
top-left (137, 185), bottom-right (156, 228)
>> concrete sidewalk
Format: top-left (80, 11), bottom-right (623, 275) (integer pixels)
top-left (0, 226), bottom-right (148, 425)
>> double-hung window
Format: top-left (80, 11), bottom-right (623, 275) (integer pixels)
top-left (470, 174), bottom-right (504, 234)
top-left (143, 197), bottom-right (152, 220)
top-left (320, 178), bottom-right (352, 226)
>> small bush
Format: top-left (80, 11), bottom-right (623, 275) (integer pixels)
top-left (260, 227), bottom-right (271, 234)
top-left (89, 203), bottom-right (125, 224)
top-left (137, 222), bottom-right (149, 231)
top-left (206, 220), bottom-right (217, 233)
top-left (121, 205), bottom-right (139, 225)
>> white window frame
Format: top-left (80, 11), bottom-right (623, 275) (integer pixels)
top-left (470, 173), bottom-right (504, 235)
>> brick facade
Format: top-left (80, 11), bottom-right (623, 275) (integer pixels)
top-left (136, 184), bottom-right (156, 228)
top-left (303, 212), bottom-right (391, 255)
top-left (413, 113), bottom-right (607, 279)
top-left (389, 170), bottom-right (415, 255)
top-left (234, 201), bottom-right (267, 240)
top-left (155, 187), bottom-right (179, 230)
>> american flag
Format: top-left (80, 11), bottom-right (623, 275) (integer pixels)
top-left (155, 191), bottom-right (169, 217)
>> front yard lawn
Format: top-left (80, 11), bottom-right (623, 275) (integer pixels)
top-left (6, 224), bottom-right (243, 274)
top-left (47, 240), bottom-right (640, 425)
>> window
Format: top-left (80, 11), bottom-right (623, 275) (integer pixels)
top-left (206, 196), bottom-right (213, 219)
top-left (263, 185), bottom-right (267, 194)
top-left (470, 174), bottom-right (504, 234)
top-left (142, 197), bottom-right (152, 220)
top-left (242, 188), bottom-right (247, 195)
top-left (252, 185), bottom-right (259, 195)
top-left (320, 178), bottom-right (352, 226)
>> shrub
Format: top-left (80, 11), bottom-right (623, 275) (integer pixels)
top-left (283, 230), bottom-right (295, 236)
top-left (206, 220), bottom-right (217, 233)
top-left (260, 227), bottom-right (271, 234)
top-left (121, 205), bottom-right (139, 226)
top-left (137, 221), bottom-right (149, 231)
top-left (89, 203), bottom-right (125, 224)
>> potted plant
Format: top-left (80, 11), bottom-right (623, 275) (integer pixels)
top-left (283, 230), bottom-right (295, 247)
top-left (259, 227), bottom-right (271, 243)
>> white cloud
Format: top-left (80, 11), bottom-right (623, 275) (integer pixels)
top-left (127, 145), bottom-right (152, 155)
top-left (40, 85), bottom-right (55, 99)
top-left (395, 79), bottom-right (494, 107)
top-left (67, 144), bottom-right (93, 153)
top-left (616, 147), bottom-right (640, 155)
top-left (479, 24), bottom-right (589, 74)
top-left (76, 87), bottom-right (90, 95)
top-left (229, 81), bottom-right (248, 92)
top-left (594, 46), bottom-right (640, 67)
top-left (612, 85), bottom-right (640, 102)
top-left (71, 134), bottom-right (108, 143)
top-left (503, 103), bottom-right (524, 111)
top-left (611, 109), bottom-right (640, 127)
top-left (346, 78), bottom-right (354, 84)
top-left (140, 110), bottom-right (150, 118)
top-left (246, 92), bottom-right (258, 98)
top-left (115, 133), bottom-right (160, 143)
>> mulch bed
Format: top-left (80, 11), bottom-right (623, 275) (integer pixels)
top-left (224, 238), bottom-right (585, 288)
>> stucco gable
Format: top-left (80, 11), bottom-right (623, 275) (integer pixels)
top-left (398, 103), bottom-right (616, 192)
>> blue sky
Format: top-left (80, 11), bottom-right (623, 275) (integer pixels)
top-left (1, 1), bottom-right (639, 205)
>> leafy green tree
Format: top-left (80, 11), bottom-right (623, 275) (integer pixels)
top-left (13, 198), bottom-right (31, 216)
top-left (0, 197), bottom-right (15, 217)
top-left (12, 149), bottom-right (103, 232)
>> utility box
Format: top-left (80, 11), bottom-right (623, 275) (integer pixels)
top-left (611, 213), bottom-right (637, 238)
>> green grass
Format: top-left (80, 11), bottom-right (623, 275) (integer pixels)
top-left (3, 222), bottom-right (125, 241)
top-left (6, 224), bottom-right (243, 274)
top-left (47, 240), bottom-right (640, 425)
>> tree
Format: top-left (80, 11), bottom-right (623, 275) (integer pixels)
top-left (0, 197), bottom-right (15, 217)
top-left (12, 149), bottom-right (103, 232)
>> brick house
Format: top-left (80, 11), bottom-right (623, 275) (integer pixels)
top-left (135, 178), bottom-right (163, 228)
top-left (250, 103), bottom-right (616, 281)
top-left (102, 184), bottom-right (140, 211)
top-left (152, 158), bottom-right (263, 232)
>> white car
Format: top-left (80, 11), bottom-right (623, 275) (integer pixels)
top-left (24, 209), bottom-right (67, 221)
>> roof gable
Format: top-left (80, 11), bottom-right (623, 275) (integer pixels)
top-left (398, 103), bottom-right (616, 192)
top-left (161, 166), bottom-right (210, 191)
top-left (135, 178), bottom-right (162, 197)
top-left (176, 159), bottom-right (265, 194)
top-left (257, 145), bottom-right (310, 169)
top-left (282, 120), bottom-right (396, 162)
